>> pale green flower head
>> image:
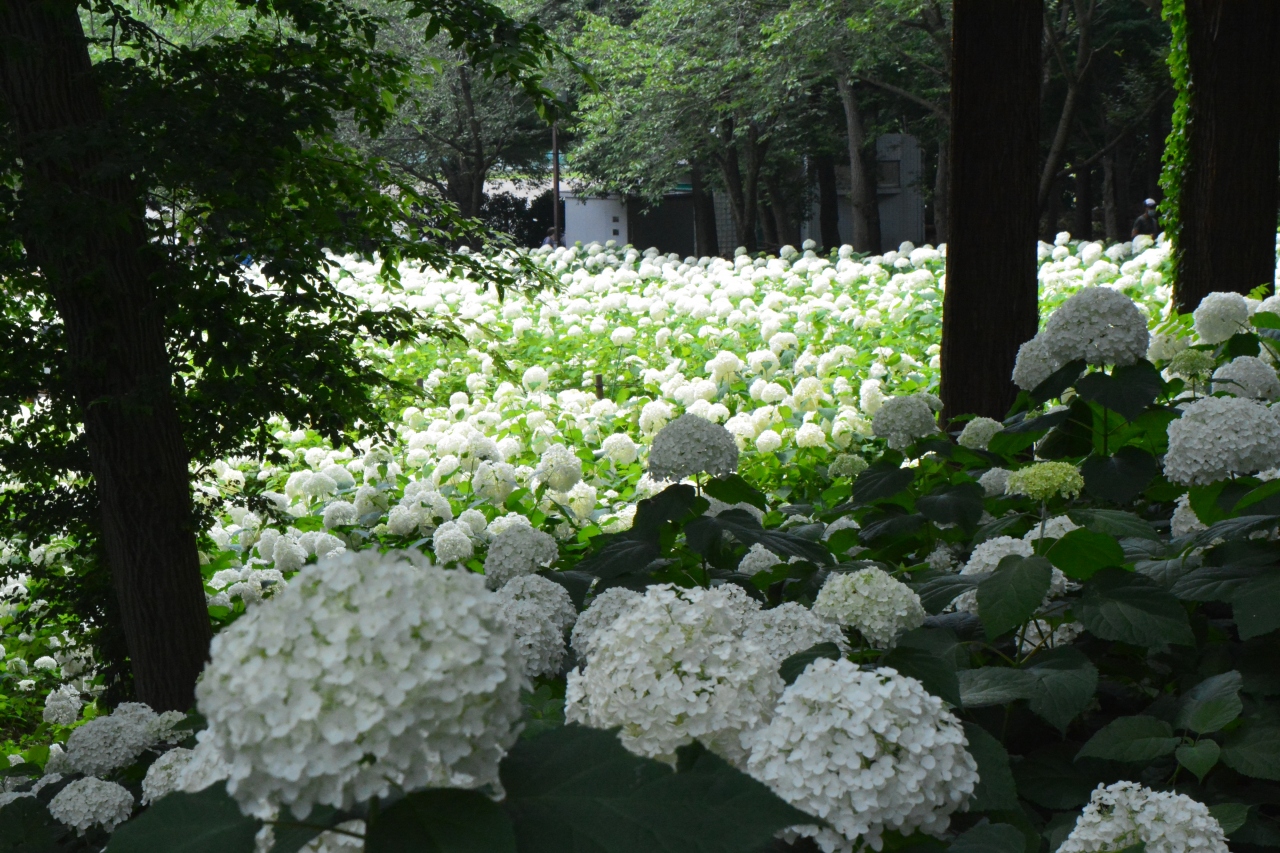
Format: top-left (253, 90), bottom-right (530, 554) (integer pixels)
top-left (1006, 461), bottom-right (1084, 502)
top-left (1168, 348), bottom-right (1216, 380)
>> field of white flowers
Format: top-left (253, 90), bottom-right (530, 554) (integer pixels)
top-left (6, 231), bottom-right (1280, 853)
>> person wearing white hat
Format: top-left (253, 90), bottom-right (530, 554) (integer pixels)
top-left (1131, 198), bottom-right (1160, 237)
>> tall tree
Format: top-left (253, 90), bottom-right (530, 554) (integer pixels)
top-left (940, 0), bottom-right (1042, 424)
top-left (1169, 0), bottom-right (1280, 310)
top-left (0, 0), bottom-right (555, 710)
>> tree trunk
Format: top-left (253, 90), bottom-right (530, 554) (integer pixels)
top-left (691, 162), bottom-right (720, 257)
top-left (759, 200), bottom-right (780, 252)
top-left (816, 154), bottom-right (841, 249)
top-left (1073, 165), bottom-right (1094, 240)
top-left (836, 75), bottom-right (881, 253)
top-left (0, 0), bottom-right (212, 710)
top-left (1102, 151), bottom-right (1120, 241)
top-left (933, 136), bottom-right (950, 244)
top-left (1174, 0), bottom-right (1280, 310)
top-left (940, 0), bottom-right (1043, 424)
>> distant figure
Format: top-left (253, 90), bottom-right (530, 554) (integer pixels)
top-left (541, 227), bottom-right (562, 248)
top-left (1131, 198), bottom-right (1160, 237)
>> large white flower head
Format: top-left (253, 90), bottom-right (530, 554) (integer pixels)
top-left (1058, 782), bottom-right (1227, 853)
top-left (64, 703), bottom-right (184, 776)
top-left (48, 777), bottom-right (135, 835)
top-left (483, 524), bottom-right (559, 590)
top-left (811, 568), bottom-right (925, 648)
top-left (565, 583), bottom-right (780, 765)
top-left (745, 602), bottom-right (846, 661)
top-left (737, 542), bottom-right (783, 576)
top-left (1040, 287), bottom-right (1150, 366)
top-left (493, 574), bottom-right (577, 678)
top-left (744, 659), bottom-right (978, 853)
top-left (1012, 335), bottom-right (1062, 391)
top-left (142, 747), bottom-right (195, 804)
top-left (569, 586), bottom-right (642, 662)
top-left (1193, 292), bottom-right (1250, 344)
top-left (538, 444), bottom-right (583, 493)
top-left (601, 433), bottom-right (639, 466)
top-left (647, 414), bottom-right (740, 481)
top-left (1164, 396), bottom-right (1280, 484)
top-left (957, 417), bottom-right (1003, 450)
top-left (979, 467), bottom-right (1011, 497)
top-left (1212, 355), bottom-right (1280, 401)
top-left (195, 549), bottom-right (525, 820)
top-left (432, 521), bottom-right (474, 565)
top-left (871, 395), bottom-right (937, 450)
top-left (43, 684), bottom-right (82, 727)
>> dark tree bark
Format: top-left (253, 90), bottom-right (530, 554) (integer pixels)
top-left (0, 0), bottom-right (212, 710)
top-left (1174, 0), bottom-right (1280, 310)
top-left (933, 136), bottom-right (950, 244)
top-left (836, 76), bottom-right (881, 253)
top-left (940, 0), bottom-right (1043, 424)
top-left (1102, 151), bottom-right (1121, 241)
top-left (1073, 165), bottom-right (1094, 240)
top-left (759, 200), bottom-right (780, 251)
top-left (816, 154), bottom-right (841, 249)
top-left (715, 119), bottom-right (766, 252)
top-left (691, 162), bottom-right (720, 257)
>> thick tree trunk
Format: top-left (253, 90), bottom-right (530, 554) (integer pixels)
top-left (816, 154), bottom-right (841, 249)
top-left (933, 136), bottom-right (950, 244)
top-left (1102, 152), bottom-right (1121, 241)
top-left (836, 76), bottom-right (881, 253)
top-left (940, 0), bottom-right (1043, 424)
top-left (1073, 165), bottom-right (1094, 240)
top-left (759, 200), bottom-right (780, 252)
top-left (1174, 0), bottom-right (1280, 310)
top-left (691, 163), bottom-right (720, 258)
top-left (0, 0), bottom-right (212, 710)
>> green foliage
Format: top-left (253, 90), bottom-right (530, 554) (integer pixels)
top-left (1159, 0), bottom-right (1189, 250)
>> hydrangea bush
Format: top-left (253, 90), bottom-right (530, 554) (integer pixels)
top-left (3, 232), bottom-right (1280, 851)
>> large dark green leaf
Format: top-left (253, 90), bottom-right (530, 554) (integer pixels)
top-left (1001, 407), bottom-right (1073, 435)
top-left (1233, 479), bottom-right (1280, 516)
top-left (1233, 571), bottom-right (1280, 640)
top-left (1169, 564), bottom-right (1263, 602)
top-left (1074, 361), bottom-right (1164, 421)
top-left (895, 626), bottom-right (967, 669)
top-left (914, 575), bottom-right (980, 614)
top-left (1191, 515), bottom-right (1280, 550)
top-left (499, 726), bottom-right (812, 853)
top-left (778, 642), bottom-right (842, 686)
top-left (958, 667), bottom-right (1036, 707)
top-left (1082, 448), bottom-right (1160, 504)
top-left (917, 483), bottom-right (985, 530)
top-left (1077, 568), bottom-right (1194, 647)
top-left (1067, 509), bottom-right (1159, 541)
top-left (1240, 635), bottom-right (1280, 695)
top-left (1076, 716), bottom-right (1179, 763)
top-left (947, 821), bottom-right (1025, 853)
top-left (1044, 529), bottom-right (1125, 581)
top-left (1013, 745), bottom-right (1099, 809)
top-left (1175, 741), bottom-right (1221, 782)
top-left (976, 555), bottom-right (1053, 638)
top-left (575, 539), bottom-right (662, 580)
top-left (971, 513), bottom-right (1030, 545)
top-left (706, 510), bottom-right (832, 565)
top-left (1026, 647), bottom-right (1098, 733)
top-left (880, 646), bottom-right (960, 707)
top-left (1035, 409), bottom-right (1094, 460)
top-left (852, 459), bottom-right (914, 503)
top-left (1208, 803), bottom-right (1251, 835)
top-left (366, 789), bottom-right (515, 853)
top-left (962, 724), bottom-right (1017, 812)
top-left (1175, 671), bottom-right (1243, 734)
top-left (702, 475), bottom-right (768, 512)
top-left (858, 513), bottom-right (927, 543)
top-left (0, 795), bottom-right (63, 853)
top-left (1029, 359), bottom-right (1087, 405)
top-left (1222, 725), bottom-right (1280, 780)
top-left (268, 806), bottom-right (343, 853)
top-left (106, 787), bottom-right (261, 853)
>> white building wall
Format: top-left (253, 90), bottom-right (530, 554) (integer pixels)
top-left (564, 195), bottom-right (627, 247)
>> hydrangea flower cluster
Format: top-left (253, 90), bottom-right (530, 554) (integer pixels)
top-left (744, 602), bottom-right (846, 660)
top-left (957, 417), bottom-right (1003, 450)
top-left (1211, 355), bottom-right (1280, 401)
top-left (566, 584), bottom-right (781, 764)
top-left (42, 684), bottom-right (82, 727)
top-left (1038, 286), bottom-right (1150, 366)
top-left (744, 658), bottom-right (978, 853)
top-left (811, 568), bottom-right (925, 648)
top-left (1164, 396), bottom-right (1280, 484)
top-left (493, 574), bottom-right (577, 677)
top-left (1006, 461), bottom-right (1084, 501)
top-left (48, 777), bottom-right (135, 835)
top-left (63, 703), bottom-right (186, 776)
top-left (871, 395), bottom-right (938, 450)
top-left (195, 549), bottom-right (525, 819)
top-left (1192, 292), bottom-right (1249, 344)
top-left (647, 414), bottom-right (740, 481)
top-left (1058, 782), bottom-right (1227, 853)
top-left (483, 523), bottom-right (559, 589)
top-left (141, 747), bottom-right (195, 805)
top-left (569, 587), bottom-right (641, 661)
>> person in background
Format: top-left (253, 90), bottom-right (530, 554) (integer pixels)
top-left (1132, 198), bottom-right (1160, 237)
top-left (541, 227), bottom-right (561, 248)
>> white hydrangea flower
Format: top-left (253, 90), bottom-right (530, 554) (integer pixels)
top-left (1012, 336), bottom-right (1062, 391)
top-left (1164, 396), bottom-right (1280, 484)
top-left (744, 602), bottom-right (845, 661)
top-left (566, 584), bottom-right (780, 765)
top-left (639, 399), bottom-right (674, 434)
top-left (1212, 355), bottom-right (1280, 401)
top-left (538, 444), bottom-right (583, 493)
top-left (737, 542), bottom-right (783, 576)
top-left (1058, 782), bottom-right (1227, 853)
top-left (472, 461), bottom-right (518, 503)
top-left (48, 777), bottom-right (135, 835)
top-left (1193, 292), bottom-right (1249, 345)
top-left (195, 549), bottom-right (525, 820)
top-left (1023, 514), bottom-right (1079, 541)
top-left (795, 423), bottom-right (827, 448)
top-left (322, 501), bottom-right (358, 529)
top-left (1017, 620), bottom-right (1083, 655)
top-left (755, 429), bottom-right (783, 453)
top-left (647, 414), bottom-right (739, 481)
top-left (601, 433), bottom-right (639, 465)
top-left (957, 417), bottom-right (1003, 450)
top-left (432, 521), bottom-right (474, 565)
top-left (569, 587), bottom-right (642, 662)
top-left (811, 568), bottom-right (925, 648)
top-left (829, 454), bottom-right (868, 478)
top-left (744, 659), bottom-right (978, 853)
top-left (42, 684), bottom-right (82, 727)
top-left (978, 467), bottom-right (1011, 497)
top-left (871, 395), bottom-right (937, 450)
top-left (1171, 493), bottom-right (1206, 538)
top-left (142, 748), bottom-right (194, 804)
top-left (1040, 286), bottom-right (1150, 366)
top-left (64, 703), bottom-right (178, 776)
top-left (494, 574), bottom-right (577, 678)
top-left (953, 536), bottom-right (1071, 614)
top-left (483, 524), bottom-right (559, 590)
